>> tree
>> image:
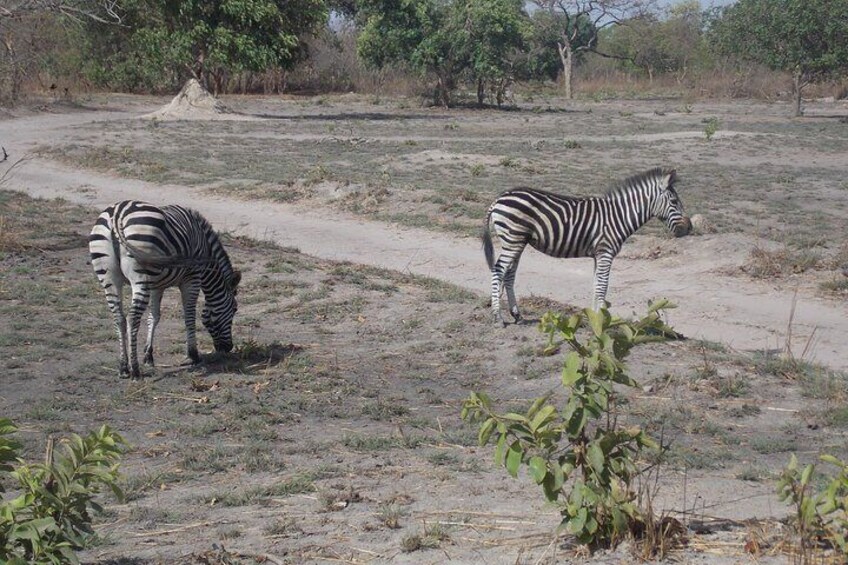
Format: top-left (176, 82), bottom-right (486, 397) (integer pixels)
top-left (357, 0), bottom-right (529, 107)
top-left (0, 0), bottom-right (120, 23)
top-left (602, 3), bottom-right (704, 84)
top-left (87, 0), bottom-right (328, 94)
top-left (710, 0), bottom-right (848, 117)
top-left (530, 0), bottom-right (654, 99)
top-left (463, 0), bottom-right (531, 106)
top-left (521, 9), bottom-right (595, 83)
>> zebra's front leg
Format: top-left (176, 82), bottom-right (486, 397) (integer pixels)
top-left (179, 280), bottom-right (202, 366)
top-left (591, 253), bottom-right (615, 312)
top-left (142, 289), bottom-right (163, 367)
top-left (504, 261), bottom-right (522, 323)
top-left (127, 288), bottom-right (150, 379)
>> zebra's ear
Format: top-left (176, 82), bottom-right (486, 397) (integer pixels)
top-left (231, 270), bottom-right (242, 290)
top-left (663, 169), bottom-right (677, 190)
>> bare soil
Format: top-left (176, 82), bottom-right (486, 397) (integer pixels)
top-left (0, 94), bottom-right (847, 564)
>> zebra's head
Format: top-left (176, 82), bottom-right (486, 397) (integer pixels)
top-left (652, 169), bottom-right (691, 238)
top-left (202, 269), bottom-right (241, 353)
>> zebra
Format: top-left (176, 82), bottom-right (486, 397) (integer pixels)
top-left (483, 167), bottom-right (691, 324)
top-left (89, 200), bottom-right (241, 379)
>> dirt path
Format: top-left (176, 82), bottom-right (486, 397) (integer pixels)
top-left (2, 106), bottom-right (847, 371)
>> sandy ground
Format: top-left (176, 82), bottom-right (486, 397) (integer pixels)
top-left (0, 103), bottom-right (846, 370)
top-left (0, 96), bottom-right (847, 564)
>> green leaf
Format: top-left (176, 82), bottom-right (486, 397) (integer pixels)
top-left (587, 442), bottom-right (605, 475)
top-left (530, 405), bottom-right (557, 433)
top-left (801, 463), bottom-right (814, 486)
top-left (529, 456), bottom-right (547, 484)
top-left (505, 441), bottom-right (522, 478)
top-left (478, 418), bottom-right (497, 446)
top-left (585, 308), bottom-right (605, 337)
top-left (562, 352), bottom-right (582, 386)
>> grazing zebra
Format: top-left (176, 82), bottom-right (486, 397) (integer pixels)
top-left (483, 167), bottom-right (691, 324)
top-left (89, 200), bottom-right (241, 378)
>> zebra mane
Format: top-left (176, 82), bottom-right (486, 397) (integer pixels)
top-left (605, 167), bottom-right (676, 197)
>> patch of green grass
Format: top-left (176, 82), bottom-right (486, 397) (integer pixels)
top-left (204, 473), bottom-right (317, 507)
top-left (735, 465), bottom-right (771, 482)
top-left (179, 443), bottom-right (241, 473)
top-left (362, 400), bottom-right (410, 421)
top-left (822, 406), bottom-right (848, 428)
top-left (401, 522), bottom-right (452, 552)
top-left (728, 404), bottom-right (761, 418)
top-left (341, 433), bottom-right (421, 451)
top-left (750, 436), bottom-right (796, 454)
top-left (820, 277), bottom-right (848, 294)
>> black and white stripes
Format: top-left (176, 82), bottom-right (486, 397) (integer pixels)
top-left (89, 200), bottom-right (240, 378)
top-left (483, 168), bottom-right (691, 324)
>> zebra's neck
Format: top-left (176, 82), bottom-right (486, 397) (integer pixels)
top-left (200, 232), bottom-right (234, 293)
top-left (604, 184), bottom-right (660, 238)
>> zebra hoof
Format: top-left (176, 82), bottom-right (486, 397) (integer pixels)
top-left (180, 356), bottom-right (201, 367)
top-left (143, 352), bottom-right (155, 366)
top-left (129, 367), bottom-right (142, 380)
top-left (511, 312), bottom-right (522, 324)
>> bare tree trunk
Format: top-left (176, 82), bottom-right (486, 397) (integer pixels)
top-left (557, 42), bottom-right (573, 100)
top-left (477, 77), bottom-right (484, 107)
top-left (793, 68), bottom-right (804, 117)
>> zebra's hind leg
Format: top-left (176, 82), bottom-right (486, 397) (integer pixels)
top-left (103, 284), bottom-right (130, 377)
top-left (179, 279), bottom-right (202, 366)
top-left (490, 262), bottom-right (507, 326)
top-left (142, 289), bottom-right (163, 367)
top-left (504, 257), bottom-right (523, 323)
top-left (127, 287), bottom-right (150, 379)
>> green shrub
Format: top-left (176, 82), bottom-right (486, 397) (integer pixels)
top-left (777, 454), bottom-right (848, 559)
top-left (462, 301), bottom-right (679, 549)
top-left (0, 419), bottom-right (126, 564)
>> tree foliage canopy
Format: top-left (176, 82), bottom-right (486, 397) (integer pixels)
top-left (356, 0), bottom-right (530, 106)
top-left (86, 0), bottom-right (327, 92)
top-left (711, 0), bottom-right (848, 79)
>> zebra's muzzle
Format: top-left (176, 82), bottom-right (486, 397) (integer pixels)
top-left (673, 217), bottom-right (692, 237)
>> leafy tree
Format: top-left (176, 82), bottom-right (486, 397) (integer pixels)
top-left (519, 9), bottom-right (595, 83)
top-left (0, 1), bottom-right (120, 23)
top-left (602, 3), bottom-right (705, 84)
top-left (87, 0), bottom-right (328, 93)
top-left (710, 0), bottom-right (848, 116)
top-left (530, 0), bottom-right (655, 99)
top-left (357, 0), bottom-right (529, 107)
top-left (463, 0), bottom-right (531, 106)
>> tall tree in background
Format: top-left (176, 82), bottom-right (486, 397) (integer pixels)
top-left (711, 0), bottom-right (848, 116)
top-left (463, 0), bottom-right (531, 105)
top-left (0, 1), bottom-right (122, 101)
top-left (530, 0), bottom-right (654, 99)
top-left (357, 0), bottom-right (529, 107)
top-left (88, 0), bottom-right (327, 94)
top-left (602, 1), bottom-right (704, 83)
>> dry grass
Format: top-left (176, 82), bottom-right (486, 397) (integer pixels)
top-left (745, 246), bottom-right (822, 279)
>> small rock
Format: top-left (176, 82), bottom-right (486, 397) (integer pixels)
top-left (690, 213), bottom-right (715, 234)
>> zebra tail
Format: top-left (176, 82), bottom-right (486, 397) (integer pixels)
top-left (482, 213), bottom-right (495, 271)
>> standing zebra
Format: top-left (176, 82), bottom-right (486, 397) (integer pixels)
top-left (89, 200), bottom-right (241, 378)
top-left (483, 167), bottom-right (691, 324)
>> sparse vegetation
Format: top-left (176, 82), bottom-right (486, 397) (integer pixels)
top-left (0, 420), bottom-right (125, 564)
top-left (463, 302), bottom-right (681, 550)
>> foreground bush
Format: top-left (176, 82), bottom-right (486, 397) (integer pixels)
top-left (0, 419), bottom-right (125, 564)
top-left (463, 301), bottom-right (678, 549)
